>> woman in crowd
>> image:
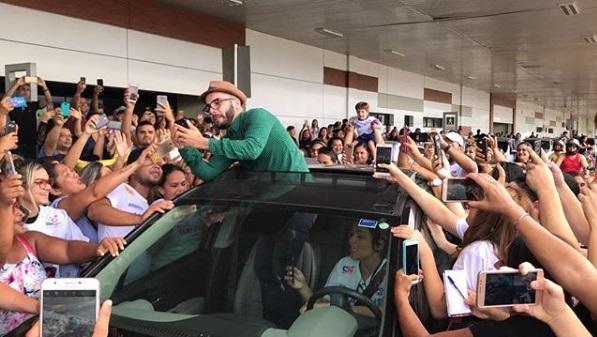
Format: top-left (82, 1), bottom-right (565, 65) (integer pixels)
top-left (352, 142), bottom-right (372, 166)
top-left (156, 164), bottom-right (190, 201)
top-left (316, 127), bottom-right (329, 144)
top-left (310, 119), bottom-right (319, 141)
top-left (327, 136), bottom-right (345, 163)
top-left (43, 131), bottom-right (157, 244)
top-left (0, 174), bottom-right (124, 335)
top-left (285, 224), bottom-right (388, 316)
top-left (514, 142), bottom-right (531, 167)
top-left (556, 139), bottom-right (587, 175)
top-left (298, 128), bottom-right (312, 154)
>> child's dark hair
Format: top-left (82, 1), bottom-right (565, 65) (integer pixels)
top-left (355, 101), bottom-right (369, 111)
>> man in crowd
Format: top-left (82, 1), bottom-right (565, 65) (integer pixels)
top-left (87, 146), bottom-right (173, 240)
top-left (3, 76), bottom-right (53, 158)
top-left (166, 80), bottom-right (309, 181)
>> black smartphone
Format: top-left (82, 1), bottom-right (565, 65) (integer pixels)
top-left (432, 133), bottom-right (443, 168)
top-left (442, 178), bottom-right (483, 202)
top-left (4, 121), bottom-right (17, 135)
top-left (175, 118), bottom-right (190, 129)
top-left (476, 136), bottom-right (488, 158)
top-left (375, 144), bottom-right (392, 174)
top-left (97, 79), bottom-right (103, 86)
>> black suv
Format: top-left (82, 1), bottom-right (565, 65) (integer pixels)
top-left (79, 168), bottom-right (430, 337)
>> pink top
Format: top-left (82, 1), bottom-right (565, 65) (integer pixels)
top-left (0, 236), bottom-right (47, 335)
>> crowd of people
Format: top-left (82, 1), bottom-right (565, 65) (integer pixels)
top-left (0, 74), bottom-right (595, 337)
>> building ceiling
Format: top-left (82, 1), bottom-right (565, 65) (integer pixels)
top-left (157, 0), bottom-right (597, 113)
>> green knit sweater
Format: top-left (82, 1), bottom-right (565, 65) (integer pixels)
top-left (180, 108), bottom-right (309, 181)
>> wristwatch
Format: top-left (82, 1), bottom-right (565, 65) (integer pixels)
top-left (428, 178), bottom-right (442, 187)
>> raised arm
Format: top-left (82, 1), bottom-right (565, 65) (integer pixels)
top-left (0, 175), bottom-right (24, 265)
top-left (91, 84), bottom-right (103, 115)
top-left (441, 137), bottom-right (477, 173)
top-left (63, 113), bottom-right (96, 169)
top-left (467, 173), bottom-right (597, 314)
top-left (525, 147), bottom-right (580, 248)
top-left (549, 163), bottom-right (591, 245)
top-left (375, 163), bottom-right (461, 236)
top-left (2, 76), bottom-right (25, 100)
top-left (42, 115), bottom-right (66, 157)
top-left (122, 90), bottom-right (137, 147)
top-left (36, 76), bottom-right (52, 109)
top-left (579, 184), bottom-right (597, 268)
top-left (71, 79), bottom-right (86, 111)
top-left (59, 145), bottom-right (155, 221)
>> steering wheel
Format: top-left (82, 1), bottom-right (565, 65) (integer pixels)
top-left (306, 286), bottom-right (382, 337)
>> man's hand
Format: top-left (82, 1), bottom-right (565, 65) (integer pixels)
top-left (76, 79), bottom-right (87, 94)
top-left (0, 97), bottom-right (14, 116)
top-left (134, 143), bottom-right (157, 167)
top-left (93, 84), bottom-right (104, 96)
top-left (139, 200), bottom-right (174, 223)
top-left (15, 76), bottom-right (26, 87)
top-left (0, 174), bottom-right (24, 205)
top-left (40, 108), bottom-right (55, 123)
top-left (52, 114), bottom-right (66, 127)
top-left (36, 76), bottom-right (48, 90)
top-left (174, 123), bottom-right (209, 150)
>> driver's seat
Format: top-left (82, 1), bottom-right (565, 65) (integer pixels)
top-left (233, 241), bottom-right (319, 319)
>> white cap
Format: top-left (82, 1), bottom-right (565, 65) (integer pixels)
top-left (444, 131), bottom-right (464, 148)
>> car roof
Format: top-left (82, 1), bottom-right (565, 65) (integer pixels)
top-left (179, 167), bottom-right (407, 218)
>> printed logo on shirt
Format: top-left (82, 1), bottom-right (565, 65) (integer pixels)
top-left (127, 203), bottom-right (145, 212)
top-left (45, 213), bottom-right (61, 226)
top-left (342, 266), bottom-right (354, 274)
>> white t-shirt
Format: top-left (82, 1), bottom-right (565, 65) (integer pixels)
top-left (455, 218), bottom-right (469, 239)
top-left (24, 205), bottom-right (88, 277)
top-left (97, 183), bottom-right (148, 240)
top-left (325, 256), bottom-right (387, 306)
top-left (450, 163), bottom-right (468, 177)
top-left (453, 240), bottom-right (499, 291)
top-left (353, 116), bottom-right (380, 137)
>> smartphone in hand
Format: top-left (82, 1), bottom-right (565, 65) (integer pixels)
top-left (127, 85), bottom-right (139, 102)
top-left (441, 177), bottom-right (483, 202)
top-left (402, 239), bottom-right (420, 284)
top-left (40, 278), bottom-right (99, 337)
top-left (375, 144), bottom-right (392, 176)
top-left (60, 102), bottom-right (71, 117)
top-left (477, 269), bottom-right (543, 308)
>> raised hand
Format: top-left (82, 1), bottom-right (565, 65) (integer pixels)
top-left (113, 131), bottom-right (132, 159)
top-left (0, 97), bottom-right (15, 115)
top-left (284, 266), bottom-right (307, 290)
top-left (0, 174), bottom-right (24, 205)
top-left (140, 200), bottom-right (174, 223)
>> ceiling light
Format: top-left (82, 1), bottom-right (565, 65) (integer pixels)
top-left (384, 49), bottom-right (405, 57)
top-left (314, 27), bottom-right (344, 39)
top-left (584, 35), bottom-right (597, 44)
top-left (465, 75), bottom-right (476, 80)
top-left (433, 64), bottom-right (446, 71)
top-left (493, 84), bottom-right (501, 88)
top-left (559, 2), bottom-right (579, 16)
top-left (225, 0), bottom-right (244, 6)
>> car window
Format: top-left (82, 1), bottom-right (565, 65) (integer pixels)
top-left (98, 200), bottom-right (397, 335)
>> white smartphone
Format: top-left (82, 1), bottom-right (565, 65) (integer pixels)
top-left (441, 177), bottom-right (482, 203)
top-left (477, 269), bottom-right (543, 309)
top-left (375, 143), bottom-right (393, 176)
top-left (127, 84), bottom-right (139, 102)
top-left (157, 95), bottom-right (168, 107)
top-left (402, 239), bottom-right (420, 284)
top-left (40, 278), bottom-right (100, 337)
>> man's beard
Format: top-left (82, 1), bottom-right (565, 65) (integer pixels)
top-left (214, 105), bottom-right (236, 130)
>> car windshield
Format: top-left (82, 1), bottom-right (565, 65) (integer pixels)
top-left (96, 199), bottom-right (398, 337)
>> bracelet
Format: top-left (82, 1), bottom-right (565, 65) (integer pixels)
top-left (513, 212), bottom-right (529, 226)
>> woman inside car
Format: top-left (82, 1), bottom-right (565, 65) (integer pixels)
top-left (285, 223), bottom-right (388, 316)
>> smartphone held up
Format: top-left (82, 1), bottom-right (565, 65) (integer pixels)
top-left (375, 144), bottom-right (392, 176)
top-left (477, 269), bottom-right (544, 308)
top-left (441, 177), bottom-right (483, 203)
top-left (40, 278), bottom-right (99, 337)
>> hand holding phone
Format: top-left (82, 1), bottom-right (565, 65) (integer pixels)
top-left (10, 96), bottom-right (27, 109)
top-left (127, 85), bottom-right (139, 102)
top-left (375, 144), bottom-right (393, 175)
top-left (402, 239), bottom-right (420, 284)
top-left (476, 136), bottom-right (488, 158)
top-left (60, 102), bottom-right (71, 117)
top-left (41, 278), bottom-right (99, 337)
top-left (477, 269), bottom-right (544, 308)
top-left (96, 114), bottom-right (110, 129)
top-left (432, 133), bottom-right (444, 169)
top-left (442, 177), bottom-right (483, 202)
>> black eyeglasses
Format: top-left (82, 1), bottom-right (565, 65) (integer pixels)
top-left (202, 98), bottom-right (236, 114)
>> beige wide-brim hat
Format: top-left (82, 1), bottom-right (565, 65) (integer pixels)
top-left (200, 80), bottom-right (247, 105)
